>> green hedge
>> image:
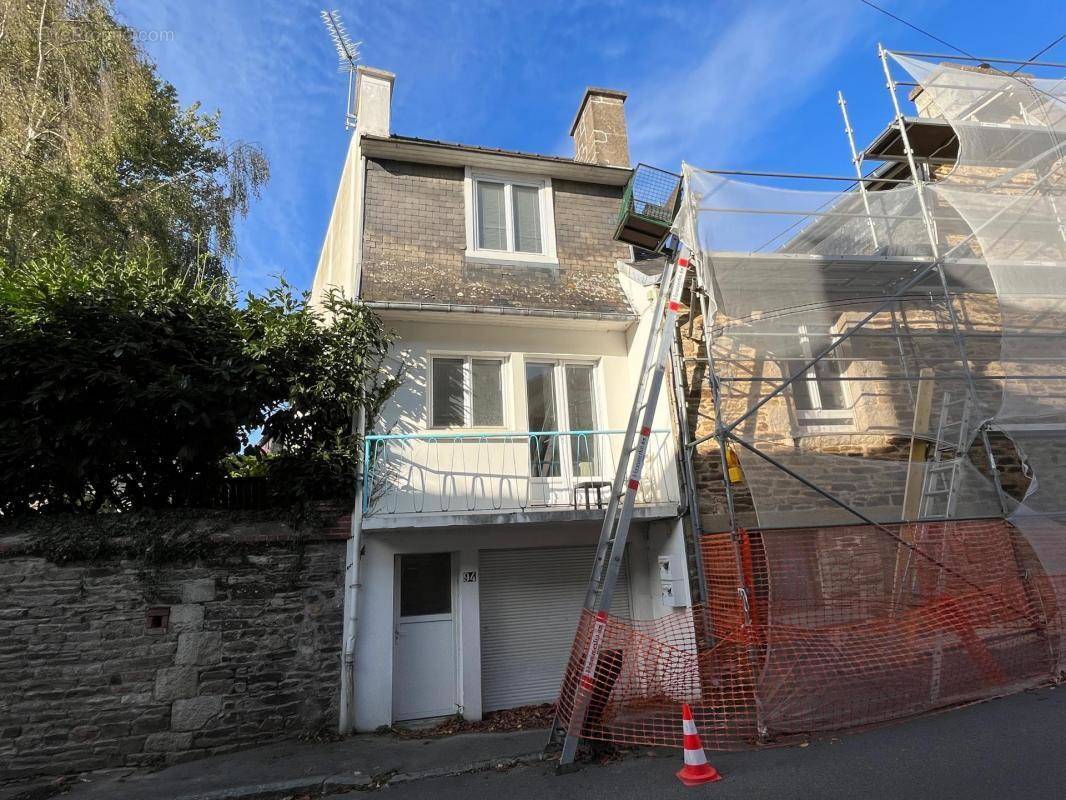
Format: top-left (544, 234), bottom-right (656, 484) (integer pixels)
top-left (0, 246), bottom-right (397, 514)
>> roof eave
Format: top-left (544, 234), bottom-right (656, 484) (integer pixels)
top-left (366, 300), bottom-right (637, 331)
top-left (360, 134), bottom-right (633, 186)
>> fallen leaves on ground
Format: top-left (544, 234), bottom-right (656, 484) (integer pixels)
top-left (388, 703), bottom-right (556, 738)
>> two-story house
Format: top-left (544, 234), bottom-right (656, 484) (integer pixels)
top-left (312, 67), bottom-right (688, 731)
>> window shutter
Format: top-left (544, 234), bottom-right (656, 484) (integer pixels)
top-left (477, 182), bottom-right (507, 250)
top-left (512, 185), bottom-right (543, 253)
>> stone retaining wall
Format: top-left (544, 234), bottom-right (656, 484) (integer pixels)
top-left (0, 516), bottom-right (349, 783)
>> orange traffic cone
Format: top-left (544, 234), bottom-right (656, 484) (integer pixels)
top-left (676, 703), bottom-right (723, 786)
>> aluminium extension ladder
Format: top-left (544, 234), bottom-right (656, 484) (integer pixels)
top-left (896, 392), bottom-right (973, 603)
top-left (552, 251), bottom-right (690, 766)
top-left (919, 392), bottom-right (972, 520)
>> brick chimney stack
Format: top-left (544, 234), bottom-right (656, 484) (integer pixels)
top-left (569, 87), bottom-right (630, 168)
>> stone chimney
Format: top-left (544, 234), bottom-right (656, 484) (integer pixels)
top-left (909, 62), bottom-right (1028, 119)
top-left (355, 66), bottom-right (395, 137)
top-left (569, 87), bottom-right (630, 167)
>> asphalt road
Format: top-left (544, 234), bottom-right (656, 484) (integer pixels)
top-left (353, 686), bottom-right (1066, 800)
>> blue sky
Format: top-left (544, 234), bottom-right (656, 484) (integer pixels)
top-left (117, 0), bottom-right (1065, 295)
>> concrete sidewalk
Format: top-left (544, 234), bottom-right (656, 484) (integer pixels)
top-left (54, 727), bottom-right (550, 800)
top-left (16, 686), bottom-right (1065, 800)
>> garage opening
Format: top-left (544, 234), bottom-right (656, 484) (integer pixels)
top-left (479, 545), bottom-right (631, 712)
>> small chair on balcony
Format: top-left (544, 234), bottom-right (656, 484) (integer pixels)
top-left (572, 459), bottom-right (611, 510)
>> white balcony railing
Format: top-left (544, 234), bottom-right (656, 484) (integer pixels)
top-left (363, 430), bottom-right (679, 517)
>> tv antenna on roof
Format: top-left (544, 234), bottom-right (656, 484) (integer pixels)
top-left (320, 9), bottom-right (361, 129)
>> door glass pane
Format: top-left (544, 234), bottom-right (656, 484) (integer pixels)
top-left (477, 181), bottom-right (507, 250)
top-left (565, 365), bottom-right (598, 476)
top-left (525, 362), bottom-right (559, 478)
top-left (432, 358), bottom-right (465, 427)
top-left (471, 359), bottom-right (503, 426)
top-left (400, 553), bottom-right (452, 617)
top-left (512, 185), bottom-right (543, 253)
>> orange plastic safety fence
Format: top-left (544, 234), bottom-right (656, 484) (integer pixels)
top-left (556, 519), bottom-right (1063, 750)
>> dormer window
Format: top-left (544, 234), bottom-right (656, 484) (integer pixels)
top-left (464, 168), bottom-right (558, 267)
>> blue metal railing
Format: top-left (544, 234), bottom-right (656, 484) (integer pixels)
top-left (362, 429), bottom-right (677, 516)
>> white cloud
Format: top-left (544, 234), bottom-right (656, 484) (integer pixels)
top-left (627, 0), bottom-right (874, 169)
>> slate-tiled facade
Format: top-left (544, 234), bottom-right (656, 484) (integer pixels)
top-left (359, 158), bottom-right (634, 316)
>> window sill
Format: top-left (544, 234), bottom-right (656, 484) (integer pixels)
top-left (792, 418), bottom-right (856, 436)
top-left (465, 251), bottom-right (559, 270)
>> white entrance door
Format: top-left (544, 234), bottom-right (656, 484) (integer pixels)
top-left (393, 552), bottom-right (458, 721)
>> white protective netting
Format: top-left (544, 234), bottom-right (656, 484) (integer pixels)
top-left (672, 54), bottom-right (1066, 538)
top-left (891, 55), bottom-right (1066, 660)
top-left (554, 55), bottom-right (1066, 755)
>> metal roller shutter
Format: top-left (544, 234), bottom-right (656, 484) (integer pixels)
top-left (479, 545), bottom-right (631, 712)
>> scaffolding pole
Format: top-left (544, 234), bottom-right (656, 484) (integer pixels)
top-left (879, 43), bottom-right (1012, 518)
top-left (837, 90), bottom-right (880, 250)
top-left (681, 157), bottom-right (768, 736)
top-left (694, 257), bottom-right (768, 740)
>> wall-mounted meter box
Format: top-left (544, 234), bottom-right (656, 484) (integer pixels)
top-left (658, 555), bottom-right (688, 608)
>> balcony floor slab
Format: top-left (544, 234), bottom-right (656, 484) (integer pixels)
top-left (363, 504), bottom-right (679, 531)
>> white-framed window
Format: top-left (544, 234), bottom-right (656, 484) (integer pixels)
top-left (525, 359), bottom-right (602, 479)
top-left (463, 168), bottom-right (558, 267)
top-left (785, 326), bottom-right (853, 431)
top-left (429, 355), bottom-right (506, 429)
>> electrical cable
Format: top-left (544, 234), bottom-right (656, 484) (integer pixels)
top-left (858, 0), bottom-right (978, 60)
top-left (1011, 34), bottom-right (1066, 77)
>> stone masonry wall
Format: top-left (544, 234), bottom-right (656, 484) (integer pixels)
top-left (358, 158), bottom-right (633, 315)
top-left (0, 518), bottom-right (348, 783)
top-left (677, 289), bottom-right (1046, 530)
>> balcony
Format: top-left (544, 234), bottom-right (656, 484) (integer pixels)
top-left (362, 430), bottom-right (680, 528)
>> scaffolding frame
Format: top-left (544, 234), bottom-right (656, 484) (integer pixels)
top-left (685, 44), bottom-right (1066, 537)
top-left (666, 43), bottom-right (1066, 734)
top-left (551, 44), bottom-right (1066, 762)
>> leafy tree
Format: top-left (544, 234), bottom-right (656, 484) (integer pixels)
top-left (0, 246), bottom-right (398, 514)
top-left (241, 281), bottom-right (401, 507)
top-left (0, 0), bottom-right (268, 276)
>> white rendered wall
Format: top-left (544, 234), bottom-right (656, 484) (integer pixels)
top-left (367, 314), bottom-right (681, 515)
top-left (354, 306), bottom-right (691, 731)
top-left (353, 518), bottom-right (689, 731)
top-left (311, 67), bottom-right (394, 308)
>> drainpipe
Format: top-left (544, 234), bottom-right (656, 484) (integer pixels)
top-left (339, 405), bottom-right (366, 733)
top-left (339, 153), bottom-right (369, 734)
top-left (353, 154), bottom-right (367, 298)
